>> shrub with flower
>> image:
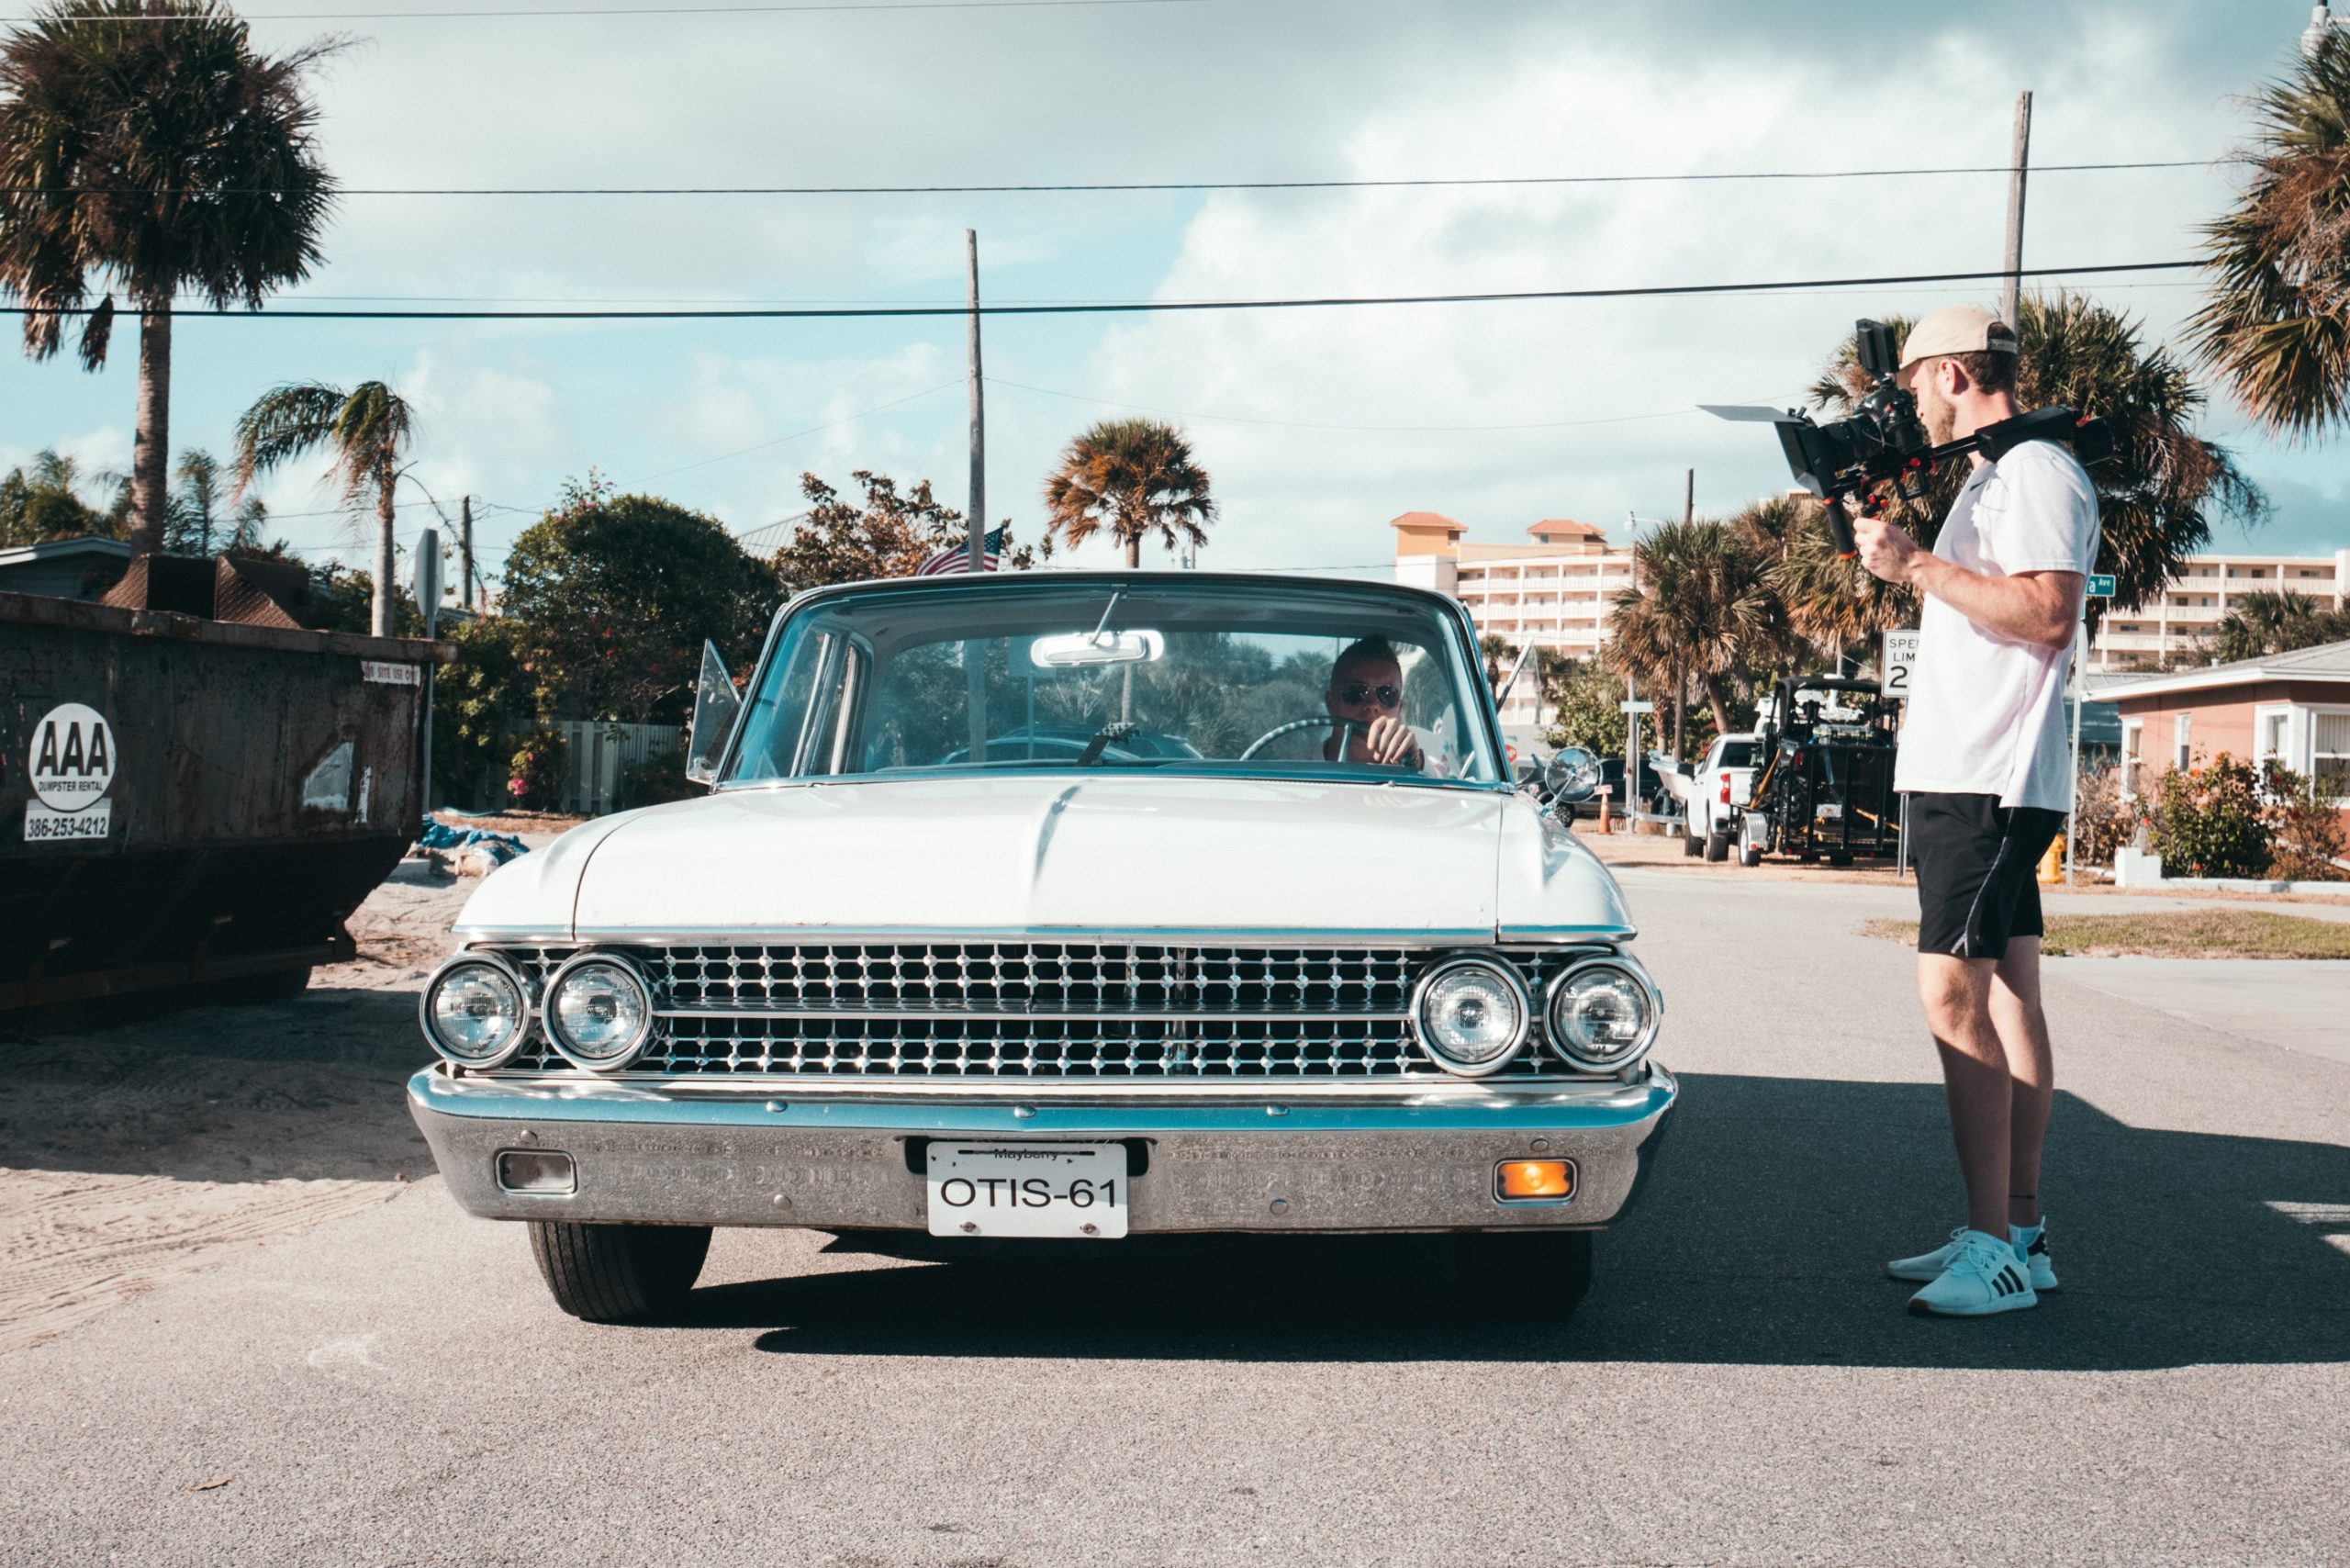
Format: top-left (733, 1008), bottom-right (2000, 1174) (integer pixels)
top-left (2262, 764), bottom-right (2348, 881)
top-left (507, 727), bottom-right (567, 811)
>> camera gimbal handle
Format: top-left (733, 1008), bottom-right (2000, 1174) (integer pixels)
top-left (1820, 498), bottom-right (1858, 560)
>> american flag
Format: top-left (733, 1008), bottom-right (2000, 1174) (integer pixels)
top-left (915, 525), bottom-right (1007, 577)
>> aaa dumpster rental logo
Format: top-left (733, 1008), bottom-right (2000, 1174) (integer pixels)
top-left (24, 703), bottom-right (116, 843)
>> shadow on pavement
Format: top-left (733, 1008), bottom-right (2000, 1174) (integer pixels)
top-left (0, 987), bottom-right (431, 1184)
top-left (678, 1072), bottom-right (2350, 1371)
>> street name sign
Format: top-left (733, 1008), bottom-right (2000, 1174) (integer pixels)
top-left (1618, 700), bottom-right (1656, 714)
top-left (2087, 574), bottom-right (2116, 599)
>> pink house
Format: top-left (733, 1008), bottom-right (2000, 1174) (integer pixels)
top-left (2098, 639), bottom-right (2350, 835)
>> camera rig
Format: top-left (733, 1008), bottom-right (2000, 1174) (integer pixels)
top-left (1704, 319), bottom-right (2112, 558)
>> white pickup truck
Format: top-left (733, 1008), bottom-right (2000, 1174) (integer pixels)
top-left (1680, 734), bottom-right (1762, 862)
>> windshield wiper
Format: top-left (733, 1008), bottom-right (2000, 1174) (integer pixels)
top-left (1076, 722), bottom-right (1140, 767)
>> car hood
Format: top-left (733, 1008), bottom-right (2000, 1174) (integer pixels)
top-left (454, 775), bottom-right (1635, 942)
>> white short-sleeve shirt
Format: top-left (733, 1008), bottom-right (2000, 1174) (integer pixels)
top-left (1892, 439), bottom-right (2100, 812)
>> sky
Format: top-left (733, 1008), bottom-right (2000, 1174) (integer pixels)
top-left (4, 0), bottom-right (2347, 588)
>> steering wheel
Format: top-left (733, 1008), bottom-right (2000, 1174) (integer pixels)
top-left (1238, 715), bottom-right (1357, 762)
top-left (1240, 719), bottom-right (1353, 761)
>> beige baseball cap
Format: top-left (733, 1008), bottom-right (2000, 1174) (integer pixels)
top-left (1898, 304), bottom-right (2020, 369)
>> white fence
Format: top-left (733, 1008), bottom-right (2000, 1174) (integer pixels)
top-left (552, 720), bottom-right (685, 817)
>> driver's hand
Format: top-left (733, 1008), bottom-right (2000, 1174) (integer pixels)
top-left (1359, 715), bottom-right (1423, 769)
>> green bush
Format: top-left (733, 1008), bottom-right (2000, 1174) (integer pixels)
top-left (2146, 753), bottom-right (2270, 878)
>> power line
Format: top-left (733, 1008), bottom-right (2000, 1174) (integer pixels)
top-left (10, 159), bottom-right (2210, 198)
top-left (22, 0), bottom-right (1208, 20)
top-left (0, 260), bottom-right (2203, 324)
top-left (986, 375), bottom-right (1745, 433)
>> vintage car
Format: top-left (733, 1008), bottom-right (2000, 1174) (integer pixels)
top-left (408, 572), bottom-right (1676, 1323)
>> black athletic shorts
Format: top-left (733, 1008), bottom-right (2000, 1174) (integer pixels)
top-left (1907, 792), bottom-right (2065, 960)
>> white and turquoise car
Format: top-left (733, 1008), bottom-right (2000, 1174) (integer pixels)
top-left (408, 573), bottom-right (1675, 1322)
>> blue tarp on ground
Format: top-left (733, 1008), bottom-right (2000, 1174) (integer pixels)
top-left (417, 818), bottom-right (530, 866)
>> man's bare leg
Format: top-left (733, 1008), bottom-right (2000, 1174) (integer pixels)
top-left (1988, 935), bottom-right (2053, 1230)
top-left (1918, 954), bottom-right (2010, 1238)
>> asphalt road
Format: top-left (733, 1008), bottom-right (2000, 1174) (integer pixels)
top-left (6, 869), bottom-right (2348, 1567)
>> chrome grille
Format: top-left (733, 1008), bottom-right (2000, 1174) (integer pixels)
top-left (487, 941), bottom-right (1597, 1081)
top-left (649, 943), bottom-right (1416, 1014)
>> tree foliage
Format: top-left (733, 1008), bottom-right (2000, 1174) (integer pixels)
top-left (1605, 516), bottom-right (1778, 734)
top-left (0, 2), bottom-right (339, 552)
top-left (0, 446), bottom-right (113, 544)
top-left (770, 469), bottom-right (1042, 589)
top-left (162, 447), bottom-right (264, 554)
top-left (1541, 656), bottom-right (1629, 756)
top-left (498, 477), bottom-right (777, 726)
top-left (1041, 419), bottom-right (1215, 566)
top-left (2210, 588), bottom-right (2350, 661)
top-left (2191, 29), bottom-right (2350, 440)
top-left (233, 378), bottom-right (417, 636)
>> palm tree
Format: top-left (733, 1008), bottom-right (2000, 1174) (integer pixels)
top-left (1531, 646), bottom-right (1578, 729)
top-left (163, 448), bottom-right (263, 554)
top-left (233, 381), bottom-right (416, 635)
top-left (0, 2), bottom-right (338, 556)
top-left (2210, 588), bottom-right (2350, 661)
top-left (1477, 633), bottom-right (1518, 696)
top-left (1041, 419), bottom-right (1214, 566)
top-left (1808, 296), bottom-right (2265, 623)
top-left (2191, 31), bottom-right (2350, 440)
top-left (1605, 517), bottom-right (1776, 739)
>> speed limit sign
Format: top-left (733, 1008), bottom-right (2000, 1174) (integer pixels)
top-left (1881, 629), bottom-right (1921, 700)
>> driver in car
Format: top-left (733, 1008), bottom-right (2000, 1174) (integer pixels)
top-left (1322, 637), bottom-right (1440, 773)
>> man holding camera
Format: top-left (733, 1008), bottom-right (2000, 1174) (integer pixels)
top-left (1851, 305), bottom-right (2099, 1318)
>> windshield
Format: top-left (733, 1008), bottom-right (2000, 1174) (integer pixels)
top-left (722, 577), bottom-right (1502, 788)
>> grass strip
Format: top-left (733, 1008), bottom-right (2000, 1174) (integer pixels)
top-left (1859, 911), bottom-right (2350, 959)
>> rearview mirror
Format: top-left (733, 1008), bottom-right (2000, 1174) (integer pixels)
top-left (685, 640), bottom-right (742, 786)
top-left (1030, 629), bottom-right (1166, 667)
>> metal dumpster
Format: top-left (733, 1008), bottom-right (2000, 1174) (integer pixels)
top-left (0, 589), bottom-right (455, 1011)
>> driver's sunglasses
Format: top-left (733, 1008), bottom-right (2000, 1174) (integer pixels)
top-left (1336, 680), bottom-right (1402, 709)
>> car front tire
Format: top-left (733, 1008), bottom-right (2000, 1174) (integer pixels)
top-left (528, 1221), bottom-right (712, 1324)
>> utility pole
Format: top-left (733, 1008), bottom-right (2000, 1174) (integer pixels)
top-left (2000, 91), bottom-right (2033, 328)
top-left (458, 495), bottom-right (476, 611)
top-left (964, 230), bottom-right (989, 762)
top-left (1676, 468), bottom-right (1693, 760)
top-left (965, 230), bottom-right (987, 575)
top-left (1623, 509), bottom-right (1640, 833)
top-left (414, 528), bottom-right (442, 818)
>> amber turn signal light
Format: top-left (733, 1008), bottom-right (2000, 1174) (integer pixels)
top-left (1495, 1159), bottom-right (1573, 1201)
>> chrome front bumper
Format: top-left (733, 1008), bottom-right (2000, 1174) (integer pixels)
top-left (407, 1065), bottom-right (1677, 1233)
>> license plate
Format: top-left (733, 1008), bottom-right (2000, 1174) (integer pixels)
top-left (1817, 803), bottom-right (1843, 820)
top-left (924, 1141), bottom-right (1129, 1238)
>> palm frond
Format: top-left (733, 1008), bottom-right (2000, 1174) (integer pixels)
top-left (2189, 29), bottom-right (2350, 438)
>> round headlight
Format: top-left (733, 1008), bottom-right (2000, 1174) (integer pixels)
top-left (1412, 958), bottom-right (1531, 1076)
top-left (543, 955), bottom-right (655, 1071)
top-left (420, 956), bottom-right (530, 1069)
top-left (1546, 960), bottom-right (1660, 1070)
